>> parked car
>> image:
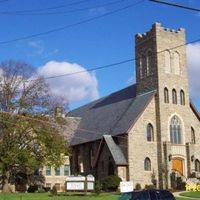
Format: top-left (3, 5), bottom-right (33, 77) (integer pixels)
top-left (119, 189), bottom-right (175, 200)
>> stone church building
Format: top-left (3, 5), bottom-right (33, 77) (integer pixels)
top-left (67, 23), bottom-right (200, 189)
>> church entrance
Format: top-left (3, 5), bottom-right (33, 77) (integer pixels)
top-left (172, 158), bottom-right (183, 175)
top-left (170, 158), bottom-right (185, 190)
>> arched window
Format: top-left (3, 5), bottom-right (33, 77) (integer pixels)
top-left (147, 123), bottom-right (154, 142)
top-left (164, 87), bottom-right (169, 103)
top-left (195, 159), bottom-right (200, 172)
top-left (174, 51), bottom-right (180, 75)
top-left (139, 57), bottom-right (143, 79)
top-left (146, 50), bottom-right (152, 76)
top-left (170, 116), bottom-right (182, 144)
top-left (142, 54), bottom-right (146, 77)
top-left (144, 157), bottom-right (151, 171)
top-left (180, 90), bottom-right (185, 105)
top-left (165, 50), bottom-right (171, 73)
top-left (191, 127), bottom-right (196, 144)
top-left (172, 89), bottom-right (177, 104)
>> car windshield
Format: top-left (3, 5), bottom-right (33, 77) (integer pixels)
top-left (119, 192), bottom-right (132, 200)
top-left (119, 192), bottom-right (140, 200)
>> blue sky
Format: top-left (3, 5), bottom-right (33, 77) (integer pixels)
top-left (0, 0), bottom-right (200, 111)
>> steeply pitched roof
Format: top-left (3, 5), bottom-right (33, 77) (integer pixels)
top-left (68, 84), bottom-right (155, 146)
top-left (190, 101), bottom-right (200, 121)
top-left (103, 135), bottom-right (127, 165)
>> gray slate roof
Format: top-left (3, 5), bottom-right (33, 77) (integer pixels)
top-left (68, 84), bottom-right (155, 146)
top-left (103, 135), bottom-right (127, 165)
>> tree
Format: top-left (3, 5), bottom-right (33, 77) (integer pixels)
top-left (0, 60), bottom-right (68, 192)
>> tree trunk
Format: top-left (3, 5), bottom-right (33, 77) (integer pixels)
top-left (2, 171), bottom-right (12, 193)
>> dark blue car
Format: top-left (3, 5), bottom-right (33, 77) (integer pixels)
top-left (119, 189), bottom-right (175, 200)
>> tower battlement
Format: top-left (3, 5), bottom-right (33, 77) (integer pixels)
top-left (135, 22), bottom-right (185, 42)
top-left (135, 22), bottom-right (187, 97)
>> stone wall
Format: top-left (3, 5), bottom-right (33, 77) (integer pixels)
top-left (134, 22), bottom-right (200, 188)
top-left (128, 96), bottom-right (158, 188)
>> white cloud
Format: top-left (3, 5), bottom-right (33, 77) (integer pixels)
top-left (45, 49), bottom-right (59, 57)
top-left (187, 43), bottom-right (200, 100)
top-left (28, 40), bottom-right (44, 55)
top-left (126, 76), bottom-right (136, 85)
top-left (89, 7), bottom-right (107, 15)
top-left (37, 61), bottom-right (99, 103)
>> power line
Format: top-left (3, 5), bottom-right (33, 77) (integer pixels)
top-left (149, 0), bottom-right (200, 12)
top-left (1, 32), bottom-right (200, 93)
top-left (0, 0), bottom-right (89, 14)
top-left (28, 36), bottom-right (200, 81)
top-left (0, 0), bottom-right (9, 3)
top-left (0, 0), bottom-right (126, 15)
top-left (39, 58), bottom-right (134, 80)
top-left (0, 0), bottom-right (145, 45)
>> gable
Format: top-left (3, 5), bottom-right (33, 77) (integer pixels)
top-left (190, 101), bottom-right (200, 121)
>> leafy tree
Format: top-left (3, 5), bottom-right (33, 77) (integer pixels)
top-left (0, 60), bottom-right (68, 192)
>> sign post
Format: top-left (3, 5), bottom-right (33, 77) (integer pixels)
top-left (120, 181), bottom-right (134, 193)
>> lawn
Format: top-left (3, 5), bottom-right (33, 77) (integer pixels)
top-left (1, 191), bottom-right (199, 200)
top-left (0, 193), bottom-right (120, 200)
top-left (179, 191), bottom-right (200, 198)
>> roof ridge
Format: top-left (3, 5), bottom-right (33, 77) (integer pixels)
top-left (68, 84), bottom-right (136, 113)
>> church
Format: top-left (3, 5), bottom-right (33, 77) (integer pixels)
top-left (67, 23), bottom-right (200, 189)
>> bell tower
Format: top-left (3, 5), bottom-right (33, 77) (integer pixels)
top-left (135, 23), bottom-right (190, 188)
top-left (135, 22), bottom-right (189, 107)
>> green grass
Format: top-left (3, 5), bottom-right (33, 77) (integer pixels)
top-left (0, 192), bottom-right (120, 200)
top-left (1, 191), bottom-right (199, 200)
top-left (180, 191), bottom-right (200, 198)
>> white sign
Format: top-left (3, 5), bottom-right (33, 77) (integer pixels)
top-left (87, 182), bottom-right (94, 190)
top-left (120, 181), bottom-right (134, 193)
top-left (66, 175), bottom-right (95, 191)
top-left (66, 176), bottom-right (85, 181)
top-left (66, 182), bottom-right (84, 190)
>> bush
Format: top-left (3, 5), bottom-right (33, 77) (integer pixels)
top-left (188, 172), bottom-right (196, 178)
top-left (27, 185), bottom-right (38, 193)
top-left (135, 183), bottom-right (141, 190)
top-left (101, 175), bottom-right (122, 191)
top-left (94, 180), bottom-right (102, 195)
top-left (38, 186), bottom-right (46, 193)
top-left (50, 185), bottom-right (57, 196)
top-left (43, 187), bottom-right (51, 192)
top-left (145, 184), bottom-right (156, 189)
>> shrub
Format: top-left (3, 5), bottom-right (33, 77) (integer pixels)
top-left (176, 177), bottom-right (186, 190)
top-left (27, 185), bottom-right (38, 193)
top-left (37, 186), bottom-right (46, 193)
top-left (43, 187), bottom-right (51, 192)
top-left (50, 185), bottom-right (57, 196)
top-left (145, 184), bottom-right (156, 189)
top-left (94, 180), bottom-right (102, 195)
top-left (135, 183), bottom-right (141, 190)
top-left (188, 172), bottom-right (196, 178)
top-left (101, 175), bottom-right (122, 191)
